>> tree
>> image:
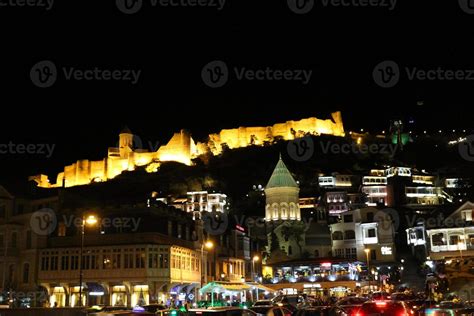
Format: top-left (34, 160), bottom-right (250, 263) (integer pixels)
top-left (270, 232), bottom-right (280, 252)
top-left (280, 221), bottom-right (306, 257)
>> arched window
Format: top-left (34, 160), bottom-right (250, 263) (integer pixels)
top-left (23, 263), bottom-right (30, 283)
top-left (314, 250), bottom-right (320, 258)
top-left (332, 231), bottom-right (343, 240)
top-left (344, 230), bottom-right (356, 240)
top-left (288, 246), bottom-right (293, 255)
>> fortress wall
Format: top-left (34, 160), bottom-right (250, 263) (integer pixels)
top-left (133, 152), bottom-right (155, 166)
top-left (156, 130), bottom-right (193, 166)
top-left (32, 112), bottom-right (345, 188)
top-left (106, 158), bottom-right (129, 179)
top-left (89, 159), bottom-right (107, 181)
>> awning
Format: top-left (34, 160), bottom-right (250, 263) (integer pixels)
top-left (200, 282), bottom-right (251, 294)
top-left (245, 282), bottom-right (276, 293)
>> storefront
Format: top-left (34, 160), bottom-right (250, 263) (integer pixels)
top-left (111, 285), bottom-right (128, 307)
top-left (50, 286), bottom-right (66, 307)
top-left (131, 285), bottom-right (149, 307)
top-left (303, 284), bottom-right (324, 297)
top-left (87, 283), bottom-right (106, 306)
top-left (69, 286), bottom-right (86, 307)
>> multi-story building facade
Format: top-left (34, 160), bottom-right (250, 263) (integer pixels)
top-left (406, 201), bottom-right (474, 261)
top-left (0, 183), bottom-right (249, 308)
top-left (0, 184), bottom-right (60, 307)
top-left (185, 191), bottom-right (227, 218)
top-left (329, 207), bottom-right (396, 264)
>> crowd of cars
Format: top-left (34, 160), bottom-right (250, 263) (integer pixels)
top-left (85, 293), bottom-right (474, 316)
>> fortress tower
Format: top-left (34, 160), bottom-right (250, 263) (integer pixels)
top-left (265, 155), bottom-right (301, 221)
top-left (119, 126), bottom-right (134, 158)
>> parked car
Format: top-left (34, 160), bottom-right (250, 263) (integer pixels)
top-left (370, 292), bottom-right (391, 301)
top-left (295, 306), bottom-right (347, 316)
top-left (354, 300), bottom-right (412, 316)
top-left (272, 294), bottom-right (307, 309)
top-left (188, 307), bottom-right (257, 316)
top-left (250, 305), bottom-right (293, 316)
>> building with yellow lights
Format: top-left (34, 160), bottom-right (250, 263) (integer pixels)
top-left (30, 112), bottom-right (345, 189)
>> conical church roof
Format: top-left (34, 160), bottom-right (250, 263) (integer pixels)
top-left (266, 155), bottom-right (298, 189)
top-left (120, 126), bottom-right (132, 134)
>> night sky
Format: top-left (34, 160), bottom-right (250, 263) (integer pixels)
top-left (0, 0), bottom-right (473, 185)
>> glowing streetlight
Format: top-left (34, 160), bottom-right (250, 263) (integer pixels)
top-left (79, 214), bottom-right (98, 307)
top-left (252, 255), bottom-right (260, 282)
top-left (364, 249), bottom-right (371, 290)
top-left (201, 240), bottom-right (214, 294)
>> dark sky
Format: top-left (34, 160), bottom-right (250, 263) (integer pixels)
top-left (1, 0), bottom-right (473, 184)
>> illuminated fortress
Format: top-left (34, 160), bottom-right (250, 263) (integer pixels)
top-left (30, 112), bottom-right (345, 188)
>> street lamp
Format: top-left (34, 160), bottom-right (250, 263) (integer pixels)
top-left (252, 256), bottom-right (260, 282)
top-left (201, 241), bottom-right (213, 287)
top-left (78, 214), bottom-right (98, 307)
top-left (364, 249), bottom-right (371, 291)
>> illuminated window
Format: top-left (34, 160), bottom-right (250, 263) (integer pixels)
top-left (344, 230), bottom-right (355, 240)
top-left (367, 229), bottom-right (376, 238)
top-left (332, 231), bottom-right (343, 241)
